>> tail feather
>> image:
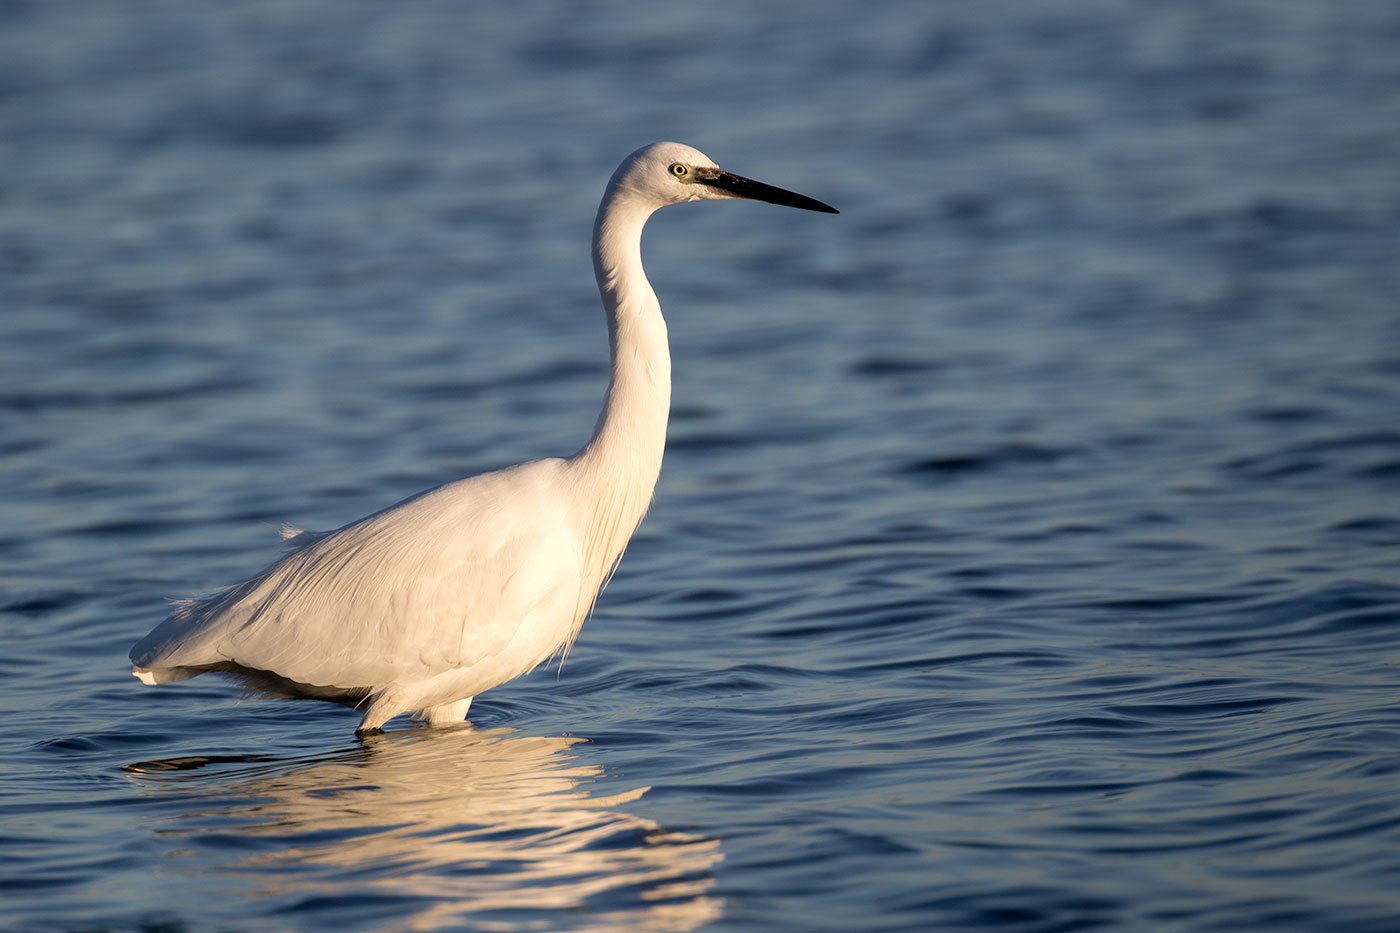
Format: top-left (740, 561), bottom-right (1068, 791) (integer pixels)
top-left (132, 666), bottom-right (195, 685)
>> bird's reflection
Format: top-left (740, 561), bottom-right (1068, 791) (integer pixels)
top-left (126, 726), bottom-right (722, 931)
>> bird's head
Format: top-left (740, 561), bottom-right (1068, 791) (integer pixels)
top-left (607, 142), bottom-right (838, 214)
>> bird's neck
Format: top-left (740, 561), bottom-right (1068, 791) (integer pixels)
top-left (568, 194), bottom-right (672, 583)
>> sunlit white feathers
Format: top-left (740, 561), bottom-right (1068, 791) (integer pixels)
top-left (129, 142), bottom-right (836, 732)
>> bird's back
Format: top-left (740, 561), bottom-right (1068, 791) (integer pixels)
top-left (131, 458), bottom-right (587, 699)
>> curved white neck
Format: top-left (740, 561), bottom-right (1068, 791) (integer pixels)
top-left (567, 190), bottom-right (672, 586)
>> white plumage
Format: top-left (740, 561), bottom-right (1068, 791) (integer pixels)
top-left (130, 142), bottom-right (836, 733)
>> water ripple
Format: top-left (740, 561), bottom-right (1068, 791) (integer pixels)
top-left (5, 1), bottom-right (1400, 930)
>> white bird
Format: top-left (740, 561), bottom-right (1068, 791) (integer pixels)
top-left (130, 142), bottom-right (837, 733)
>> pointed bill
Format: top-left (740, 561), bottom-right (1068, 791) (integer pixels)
top-left (694, 167), bottom-right (839, 213)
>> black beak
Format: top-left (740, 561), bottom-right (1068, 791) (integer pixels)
top-left (695, 167), bottom-right (839, 214)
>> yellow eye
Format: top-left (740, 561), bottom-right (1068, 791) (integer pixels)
top-left (670, 163), bottom-right (689, 177)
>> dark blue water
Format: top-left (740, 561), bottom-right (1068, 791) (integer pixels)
top-left (4, 1), bottom-right (1400, 930)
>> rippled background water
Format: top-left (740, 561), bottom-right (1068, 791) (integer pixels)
top-left (4, 1), bottom-right (1400, 930)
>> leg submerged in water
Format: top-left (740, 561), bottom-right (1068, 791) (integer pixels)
top-left (418, 697), bottom-right (473, 726)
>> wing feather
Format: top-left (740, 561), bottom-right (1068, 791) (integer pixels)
top-left (131, 460), bottom-right (583, 690)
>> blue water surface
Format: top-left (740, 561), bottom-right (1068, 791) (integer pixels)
top-left (3, 2), bottom-right (1400, 930)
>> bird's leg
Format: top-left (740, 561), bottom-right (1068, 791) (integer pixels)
top-left (357, 693), bottom-right (402, 733)
top-left (421, 697), bottom-right (473, 726)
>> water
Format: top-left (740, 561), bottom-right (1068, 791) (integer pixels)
top-left (4, 1), bottom-right (1400, 930)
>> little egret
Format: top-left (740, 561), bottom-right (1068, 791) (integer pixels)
top-left (130, 142), bottom-right (837, 733)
